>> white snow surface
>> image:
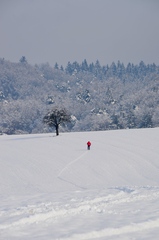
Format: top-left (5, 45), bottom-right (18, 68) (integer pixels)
top-left (0, 128), bottom-right (159, 239)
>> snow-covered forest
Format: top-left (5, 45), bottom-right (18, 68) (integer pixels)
top-left (0, 58), bottom-right (159, 135)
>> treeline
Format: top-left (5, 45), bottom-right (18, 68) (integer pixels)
top-left (0, 58), bottom-right (159, 135)
top-left (56, 59), bottom-right (159, 81)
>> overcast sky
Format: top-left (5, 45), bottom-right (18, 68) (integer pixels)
top-left (1, 0), bottom-right (159, 67)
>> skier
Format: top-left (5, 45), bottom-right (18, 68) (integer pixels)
top-left (87, 141), bottom-right (91, 150)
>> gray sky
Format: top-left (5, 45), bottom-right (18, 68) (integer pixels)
top-left (1, 0), bottom-right (159, 67)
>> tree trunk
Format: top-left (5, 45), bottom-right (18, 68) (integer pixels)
top-left (55, 124), bottom-right (59, 136)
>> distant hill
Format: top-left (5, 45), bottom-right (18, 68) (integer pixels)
top-left (0, 58), bottom-right (159, 134)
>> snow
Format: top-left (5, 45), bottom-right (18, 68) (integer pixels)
top-left (0, 128), bottom-right (159, 239)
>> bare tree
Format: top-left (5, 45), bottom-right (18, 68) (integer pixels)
top-left (43, 107), bottom-right (71, 135)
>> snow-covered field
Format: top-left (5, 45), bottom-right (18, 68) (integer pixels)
top-left (0, 128), bottom-right (159, 239)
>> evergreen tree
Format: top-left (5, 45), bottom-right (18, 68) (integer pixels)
top-left (54, 62), bottom-right (59, 69)
top-left (65, 61), bottom-right (73, 74)
top-left (88, 62), bottom-right (95, 73)
top-left (19, 56), bottom-right (27, 63)
top-left (108, 62), bottom-right (117, 77)
top-left (60, 65), bottom-right (64, 71)
top-left (81, 59), bottom-right (88, 72)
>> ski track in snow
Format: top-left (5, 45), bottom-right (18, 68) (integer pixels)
top-left (57, 151), bottom-right (87, 177)
top-left (57, 151), bottom-right (88, 189)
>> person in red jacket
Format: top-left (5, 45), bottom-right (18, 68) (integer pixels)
top-left (87, 141), bottom-right (91, 150)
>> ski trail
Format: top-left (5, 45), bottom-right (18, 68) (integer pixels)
top-left (57, 176), bottom-right (87, 190)
top-left (57, 151), bottom-right (88, 189)
top-left (57, 151), bottom-right (87, 177)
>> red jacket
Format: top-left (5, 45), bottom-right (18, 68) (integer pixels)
top-left (87, 141), bottom-right (91, 146)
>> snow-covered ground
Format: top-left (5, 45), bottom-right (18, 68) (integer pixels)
top-left (0, 128), bottom-right (159, 239)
